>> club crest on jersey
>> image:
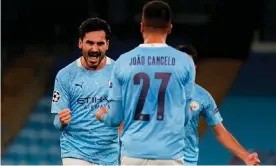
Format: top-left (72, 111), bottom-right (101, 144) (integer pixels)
top-left (190, 101), bottom-right (200, 111)
top-left (52, 90), bottom-right (60, 102)
top-left (108, 79), bottom-right (113, 88)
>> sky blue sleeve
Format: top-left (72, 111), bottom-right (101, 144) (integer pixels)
top-left (101, 100), bottom-right (124, 127)
top-left (203, 91), bottom-right (223, 126)
top-left (108, 61), bottom-right (122, 101)
top-left (102, 60), bottom-right (124, 127)
top-left (184, 58), bottom-right (196, 125)
top-left (185, 58), bottom-right (196, 100)
top-left (51, 72), bottom-right (70, 113)
top-left (53, 115), bottom-right (66, 131)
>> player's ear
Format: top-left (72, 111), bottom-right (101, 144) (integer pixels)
top-left (78, 38), bottom-right (83, 49)
top-left (140, 22), bottom-right (144, 33)
top-left (167, 24), bottom-right (173, 34)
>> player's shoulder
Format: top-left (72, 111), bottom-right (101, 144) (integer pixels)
top-left (166, 46), bottom-right (195, 71)
top-left (116, 47), bottom-right (138, 62)
top-left (169, 46), bottom-right (189, 55)
top-left (105, 56), bottom-right (115, 68)
top-left (106, 56), bottom-right (115, 64)
top-left (56, 58), bottom-right (79, 81)
top-left (194, 84), bottom-right (214, 101)
top-left (168, 46), bottom-right (192, 60)
top-left (195, 84), bottom-right (209, 95)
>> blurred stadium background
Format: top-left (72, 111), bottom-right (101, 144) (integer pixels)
top-left (1, 0), bottom-right (276, 164)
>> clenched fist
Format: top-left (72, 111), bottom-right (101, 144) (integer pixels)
top-left (59, 108), bottom-right (71, 126)
top-left (244, 152), bottom-right (260, 166)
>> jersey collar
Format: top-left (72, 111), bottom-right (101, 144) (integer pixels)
top-left (138, 43), bottom-right (168, 47)
top-left (77, 56), bottom-right (111, 68)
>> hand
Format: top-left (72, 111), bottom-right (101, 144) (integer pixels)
top-left (58, 108), bottom-right (71, 126)
top-left (96, 107), bottom-right (108, 121)
top-left (119, 122), bottom-right (124, 135)
top-left (244, 152), bottom-right (260, 166)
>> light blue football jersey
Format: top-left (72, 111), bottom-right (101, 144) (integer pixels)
top-left (51, 57), bottom-right (119, 165)
top-left (184, 84), bottom-right (223, 164)
top-left (106, 43), bottom-right (196, 159)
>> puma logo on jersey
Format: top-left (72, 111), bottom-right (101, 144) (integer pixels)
top-left (75, 82), bottom-right (84, 89)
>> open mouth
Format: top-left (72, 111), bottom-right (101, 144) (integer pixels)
top-left (88, 56), bottom-right (99, 63)
top-left (88, 52), bottom-right (100, 57)
top-left (88, 52), bottom-right (101, 63)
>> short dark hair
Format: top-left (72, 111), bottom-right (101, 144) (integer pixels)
top-left (177, 44), bottom-right (198, 64)
top-left (78, 17), bottom-right (112, 40)
top-left (142, 0), bottom-right (172, 29)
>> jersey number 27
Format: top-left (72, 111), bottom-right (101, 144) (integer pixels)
top-left (133, 72), bottom-right (171, 121)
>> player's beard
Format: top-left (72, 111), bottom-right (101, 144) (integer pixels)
top-left (83, 50), bottom-right (106, 69)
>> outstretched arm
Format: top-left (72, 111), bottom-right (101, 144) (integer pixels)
top-left (203, 90), bottom-right (260, 165)
top-left (213, 123), bottom-right (260, 165)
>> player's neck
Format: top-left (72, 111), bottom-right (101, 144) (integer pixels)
top-left (95, 56), bottom-right (107, 70)
top-left (143, 33), bottom-right (167, 44)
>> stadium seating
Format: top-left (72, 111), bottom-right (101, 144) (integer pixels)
top-left (2, 53), bottom-right (53, 150)
top-left (2, 96), bottom-right (61, 165)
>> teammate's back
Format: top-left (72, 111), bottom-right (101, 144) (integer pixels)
top-left (96, 0), bottom-right (196, 163)
top-left (117, 44), bottom-right (194, 159)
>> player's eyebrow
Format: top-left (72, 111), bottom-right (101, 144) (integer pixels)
top-left (96, 41), bottom-right (105, 45)
top-left (86, 40), bottom-right (105, 45)
top-left (86, 40), bottom-right (94, 44)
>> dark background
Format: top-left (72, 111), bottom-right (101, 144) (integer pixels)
top-left (3, 0), bottom-right (274, 63)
